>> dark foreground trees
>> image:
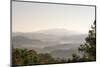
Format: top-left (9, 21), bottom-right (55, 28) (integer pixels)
top-left (12, 48), bottom-right (68, 66)
top-left (78, 20), bottom-right (96, 61)
top-left (68, 20), bottom-right (96, 62)
top-left (12, 48), bottom-right (39, 65)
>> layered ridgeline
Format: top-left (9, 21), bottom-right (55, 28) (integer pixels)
top-left (12, 29), bottom-right (87, 59)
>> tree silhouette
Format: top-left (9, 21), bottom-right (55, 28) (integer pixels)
top-left (78, 20), bottom-right (96, 61)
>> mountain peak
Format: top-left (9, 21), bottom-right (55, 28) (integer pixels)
top-left (36, 28), bottom-right (77, 36)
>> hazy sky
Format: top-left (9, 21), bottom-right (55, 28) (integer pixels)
top-left (12, 1), bottom-right (95, 34)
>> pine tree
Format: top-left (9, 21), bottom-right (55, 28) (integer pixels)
top-left (78, 20), bottom-right (96, 61)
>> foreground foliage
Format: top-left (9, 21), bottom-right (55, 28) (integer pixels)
top-left (78, 20), bottom-right (96, 61)
top-left (12, 48), bottom-right (67, 66)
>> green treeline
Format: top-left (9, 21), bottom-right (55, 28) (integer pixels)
top-left (12, 48), bottom-right (67, 65)
top-left (12, 21), bottom-right (96, 66)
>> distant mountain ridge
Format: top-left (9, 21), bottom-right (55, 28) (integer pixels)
top-left (12, 28), bottom-right (87, 58)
